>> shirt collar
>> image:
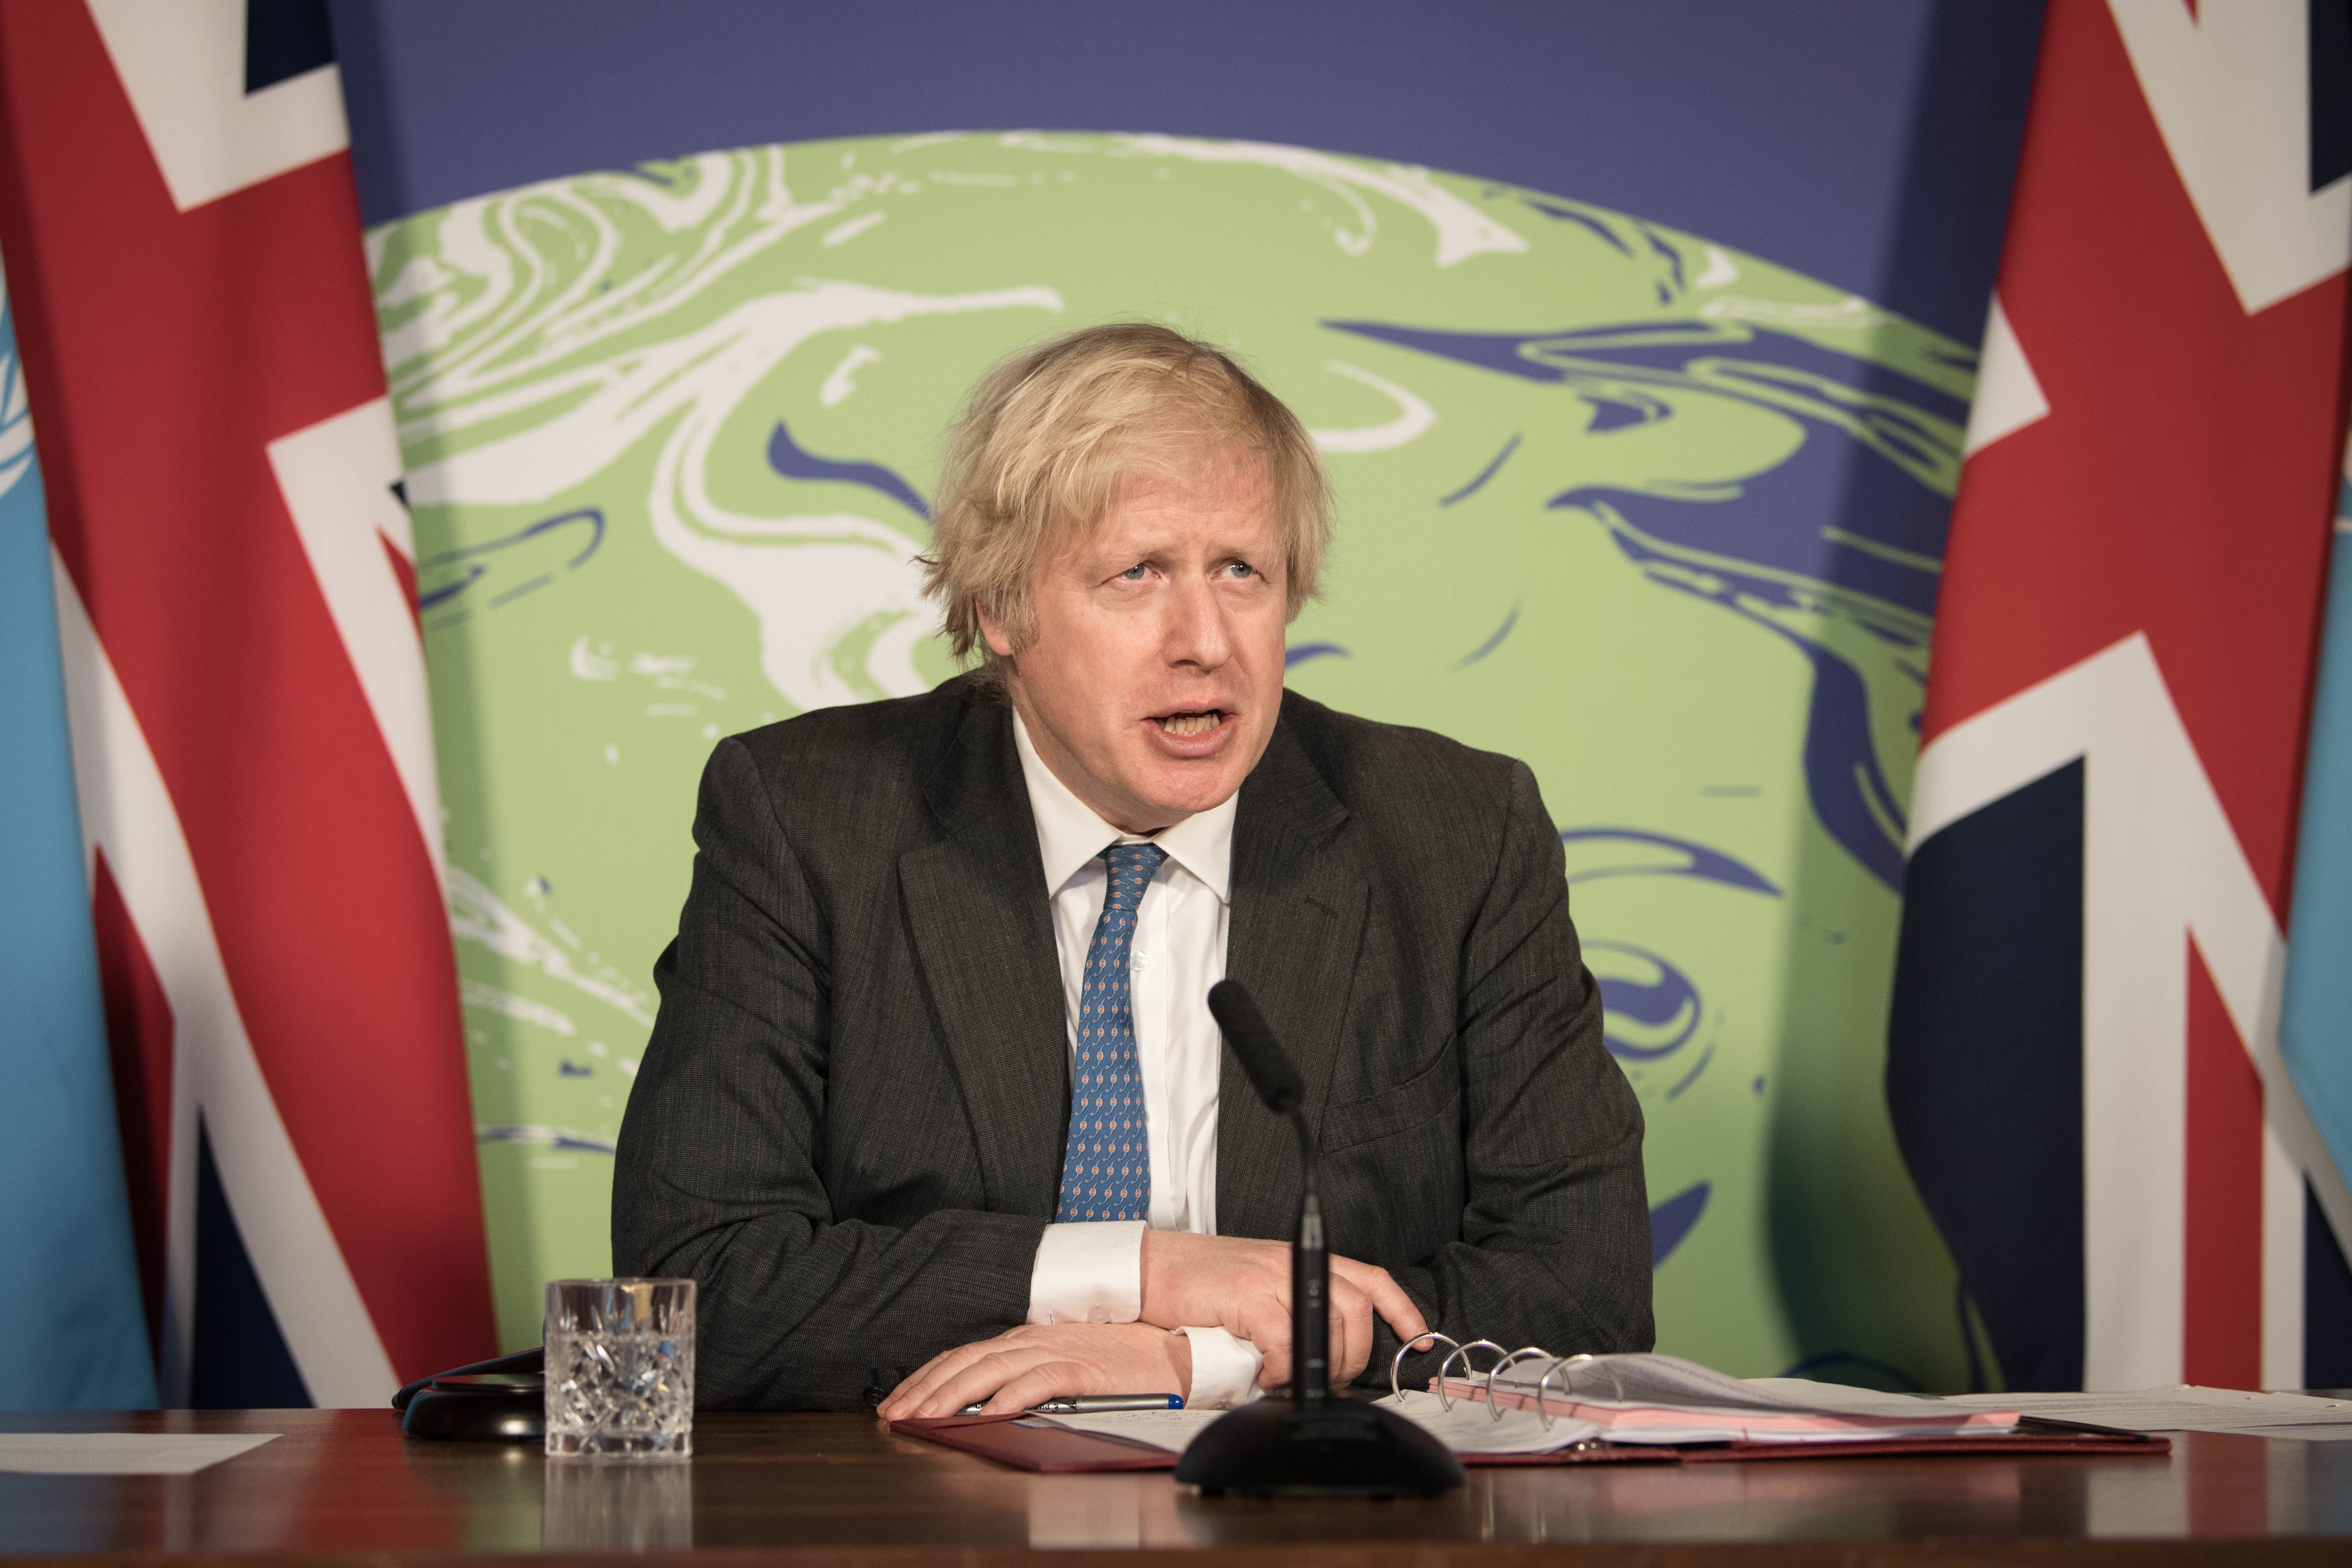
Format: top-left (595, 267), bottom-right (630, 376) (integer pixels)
top-left (1012, 708), bottom-right (1235, 903)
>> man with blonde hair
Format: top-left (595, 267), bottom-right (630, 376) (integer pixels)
top-left (615, 323), bottom-right (1651, 1413)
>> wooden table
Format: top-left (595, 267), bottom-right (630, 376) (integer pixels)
top-left (3, 1408), bottom-right (2348, 1564)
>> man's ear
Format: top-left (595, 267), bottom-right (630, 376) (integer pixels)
top-left (976, 602), bottom-right (1019, 660)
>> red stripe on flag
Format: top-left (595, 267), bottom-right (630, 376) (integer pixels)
top-left (0, 5), bottom-right (493, 1377)
top-left (2183, 937), bottom-right (2263, 1390)
top-left (1920, 0), bottom-right (2348, 916)
top-left (91, 849), bottom-right (171, 1363)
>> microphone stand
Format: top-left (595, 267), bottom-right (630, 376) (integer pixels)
top-left (1289, 1109), bottom-right (1328, 1408)
top-left (1175, 984), bottom-right (1462, 1498)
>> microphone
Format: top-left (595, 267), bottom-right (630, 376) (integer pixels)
top-left (1208, 981), bottom-right (1303, 1113)
top-left (1175, 982), bottom-right (1462, 1498)
top-left (1207, 981), bottom-right (1325, 1404)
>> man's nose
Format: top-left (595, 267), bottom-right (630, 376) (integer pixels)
top-left (1163, 573), bottom-right (1233, 670)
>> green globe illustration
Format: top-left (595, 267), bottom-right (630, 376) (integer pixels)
top-left (375, 131), bottom-right (1976, 1385)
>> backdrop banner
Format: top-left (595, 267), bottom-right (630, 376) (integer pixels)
top-left (335, 0), bottom-right (2043, 1386)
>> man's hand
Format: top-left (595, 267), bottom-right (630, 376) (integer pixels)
top-left (1139, 1231), bottom-right (1426, 1389)
top-left (877, 1323), bottom-right (1191, 1420)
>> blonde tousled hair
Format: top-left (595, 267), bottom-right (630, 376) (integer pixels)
top-left (919, 322), bottom-right (1331, 671)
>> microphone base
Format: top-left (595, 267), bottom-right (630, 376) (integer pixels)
top-left (1174, 1393), bottom-right (1465, 1498)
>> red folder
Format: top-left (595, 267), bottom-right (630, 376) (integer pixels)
top-left (892, 1412), bottom-right (1182, 1473)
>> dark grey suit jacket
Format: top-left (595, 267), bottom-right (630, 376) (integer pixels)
top-left (613, 674), bottom-right (1652, 1410)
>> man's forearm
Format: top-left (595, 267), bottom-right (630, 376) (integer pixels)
top-left (1027, 1223), bottom-right (1268, 1405)
top-left (617, 1200), bottom-right (1045, 1410)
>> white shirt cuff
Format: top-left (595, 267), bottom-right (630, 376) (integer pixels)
top-left (1176, 1325), bottom-right (1265, 1409)
top-left (1027, 1220), bottom-right (1145, 1325)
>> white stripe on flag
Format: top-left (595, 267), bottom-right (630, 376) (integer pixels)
top-left (2263, 1121), bottom-right (2305, 1392)
top-left (84, 0), bottom-right (349, 214)
top-left (1959, 294), bottom-right (2049, 459)
top-left (266, 395), bottom-right (443, 879)
top-left (2106, 0), bottom-right (2352, 316)
top-left (50, 548), bottom-right (398, 1407)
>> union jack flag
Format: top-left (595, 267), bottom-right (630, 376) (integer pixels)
top-left (0, 0), bottom-right (493, 1403)
top-left (1889, 0), bottom-right (2352, 1392)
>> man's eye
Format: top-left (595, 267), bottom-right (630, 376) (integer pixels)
top-left (1221, 561), bottom-right (1256, 579)
top-left (1118, 563), bottom-right (1148, 581)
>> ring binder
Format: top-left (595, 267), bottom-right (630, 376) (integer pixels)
top-left (1396, 1334), bottom-right (1626, 1426)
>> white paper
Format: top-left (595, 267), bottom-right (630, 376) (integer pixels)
top-left (1492, 1355), bottom-right (1997, 1419)
top-left (1937, 1386), bottom-right (2352, 1438)
top-left (1586, 1420), bottom-right (2001, 1446)
top-left (1033, 1407), bottom-right (1223, 1453)
top-left (0, 1432), bottom-right (279, 1474)
top-left (1742, 1376), bottom-right (2012, 1420)
top-left (1434, 1399), bottom-right (2013, 1447)
top-left (1378, 1390), bottom-right (1600, 1453)
top-left (1444, 1362), bottom-right (2015, 1442)
top-left (1489, 1353), bottom-right (1820, 1413)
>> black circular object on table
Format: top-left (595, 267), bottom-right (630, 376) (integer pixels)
top-left (1174, 1393), bottom-right (1464, 1497)
top-left (392, 1347), bottom-right (546, 1442)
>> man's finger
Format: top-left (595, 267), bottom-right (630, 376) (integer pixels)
top-left (978, 1359), bottom-right (1090, 1415)
top-left (1246, 1300), bottom-right (1293, 1388)
top-left (1326, 1298), bottom-right (1364, 1392)
top-left (1328, 1279), bottom-right (1373, 1384)
top-left (885, 1344), bottom-right (964, 1401)
top-left (1333, 1257), bottom-right (1427, 1346)
top-left (1321, 1276), bottom-right (1358, 1381)
top-left (881, 1352), bottom-right (949, 1415)
top-left (915, 1349), bottom-right (1042, 1418)
top-left (881, 1341), bottom-right (991, 1418)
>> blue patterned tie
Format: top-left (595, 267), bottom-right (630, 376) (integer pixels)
top-left (1055, 842), bottom-right (1167, 1222)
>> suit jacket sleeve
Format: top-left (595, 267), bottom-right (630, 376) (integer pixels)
top-left (612, 737), bottom-right (1045, 1410)
top-left (1367, 758), bottom-right (1654, 1387)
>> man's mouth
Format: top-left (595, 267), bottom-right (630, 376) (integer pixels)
top-left (1153, 710), bottom-right (1224, 737)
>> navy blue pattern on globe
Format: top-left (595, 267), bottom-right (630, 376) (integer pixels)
top-left (1054, 842), bottom-right (1165, 1223)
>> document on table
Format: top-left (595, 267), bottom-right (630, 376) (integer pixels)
top-left (1449, 1360), bottom-right (2017, 1444)
top-left (1026, 1407), bottom-right (1222, 1453)
top-left (1379, 1391), bottom-right (1602, 1453)
top-left (0, 1433), bottom-right (278, 1474)
top-left (1744, 1377), bottom-right (2015, 1419)
top-left (1938, 1387), bottom-right (2352, 1441)
top-left (1036, 1393), bottom-right (1600, 1456)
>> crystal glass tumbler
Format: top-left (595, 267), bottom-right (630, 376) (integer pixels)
top-left (544, 1277), bottom-right (696, 1458)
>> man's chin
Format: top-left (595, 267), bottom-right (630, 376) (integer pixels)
top-left (1120, 751), bottom-right (1258, 826)
top-left (1138, 785), bottom-right (1240, 824)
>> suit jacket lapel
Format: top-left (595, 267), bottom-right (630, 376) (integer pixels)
top-left (899, 695), bottom-right (1071, 1216)
top-left (1217, 710), bottom-right (1367, 1241)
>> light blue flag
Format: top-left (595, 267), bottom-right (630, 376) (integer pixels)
top-left (0, 285), bottom-right (158, 1410)
top-left (2283, 459), bottom-right (2352, 1212)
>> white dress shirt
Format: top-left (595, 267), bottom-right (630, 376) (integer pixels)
top-left (1013, 711), bottom-right (1264, 1408)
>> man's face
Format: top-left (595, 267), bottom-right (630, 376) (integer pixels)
top-left (983, 444), bottom-right (1290, 835)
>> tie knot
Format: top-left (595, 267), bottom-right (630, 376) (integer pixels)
top-left (1100, 842), bottom-right (1167, 913)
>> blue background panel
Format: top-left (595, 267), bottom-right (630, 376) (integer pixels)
top-left (325, 0), bottom-right (2041, 344)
